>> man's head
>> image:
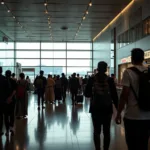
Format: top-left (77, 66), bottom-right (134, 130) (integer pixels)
top-left (131, 48), bottom-right (144, 65)
top-left (0, 67), bottom-right (2, 74)
top-left (40, 70), bottom-right (44, 76)
top-left (97, 61), bottom-right (107, 73)
top-left (5, 70), bottom-right (11, 78)
top-left (20, 73), bottom-right (25, 79)
top-left (77, 74), bottom-right (79, 77)
top-left (62, 73), bottom-right (65, 77)
top-left (12, 73), bottom-right (15, 78)
top-left (73, 73), bottom-right (76, 77)
top-left (111, 74), bottom-right (115, 78)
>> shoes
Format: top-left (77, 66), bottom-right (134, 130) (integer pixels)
top-left (38, 107), bottom-right (40, 110)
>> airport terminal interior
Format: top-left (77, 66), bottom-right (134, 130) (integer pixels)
top-left (0, 0), bottom-right (150, 149)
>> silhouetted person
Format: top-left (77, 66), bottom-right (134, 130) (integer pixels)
top-left (34, 71), bottom-right (47, 110)
top-left (0, 67), bottom-right (9, 136)
top-left (5, 70), bottom-right (17, 136)
top-left (87, 62), bottom-right (118, 150)
top-left (69, 73), bottom-right (80, 105)
top-left (61, 73), bottom-right (68, 102)
top-left (55, 75), bottom-right (62, 103)
top-left (116, 48), bottom-right (150, 150)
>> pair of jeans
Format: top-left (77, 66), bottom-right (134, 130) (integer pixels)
top-left (71, 90), bottom-right (78, 104)
top-left (92, 114), bottom-right (112, 150)
top-left (37, 89), bottom-right (45, 107)
top-left (124, 118), bottom-right (150, 150)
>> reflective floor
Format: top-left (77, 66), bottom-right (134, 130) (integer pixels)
top-left (0, 93), bottom-right (130, 150)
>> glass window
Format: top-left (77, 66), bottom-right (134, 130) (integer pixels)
top-left (41, 51), bottom-right (66, 58)
top-left (0, 51), bottom-right (14, 58)
top-left (41, 59), bottom-right (66, 66)
top-left (16, 59), bottom-right (40, 66)
top-left (41, 43), bottom-right (66, 50)
top-left (67, 51), bottom-right (91, 58)
top-left (0, 59), bottom-right (14, 66)
top-left (16, 51), bottom-right (40, 58)
top-left (16, 42), bottom-right (40, 49)
top-left (1, 67), bottom-right (14, 74)
top-left (67, 43), bottom-right (91, 50)
top-left (0, 42), bottom-right (14, 49)
top-left (67, 67), bottom-right (91, 76)
top-left (41, 67), bottom-right (66, 75)
top-left (67, 59), bottom-right (91, 67)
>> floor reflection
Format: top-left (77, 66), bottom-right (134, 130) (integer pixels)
top-left (0, 93), bottom-right (131, 150)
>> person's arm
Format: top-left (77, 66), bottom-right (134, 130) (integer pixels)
top-left (116, 70), bottom-right (130, 124)
top-left (108, 78), bottom-right (118, 110)
top-left (7, 80), bottom-right (17, 103)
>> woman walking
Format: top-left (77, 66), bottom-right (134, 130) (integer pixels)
top-left (45, 75), bottom-right (55, 104)
top-left (16, 73), bottom-right (28, 119)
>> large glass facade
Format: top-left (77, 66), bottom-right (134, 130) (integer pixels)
top-left (0, 42), bottom-right (92, 80)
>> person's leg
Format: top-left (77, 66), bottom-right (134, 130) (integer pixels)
top-left (0, 105), bottom-right (4, 135)
top-left (41, 89), bottom-right (45, 108)
top-left (74, 90), bottom-right (78, 104)
top-left (103, 114), bottom-right (112, 150)
top-left (71, 91), bottom-right (75, 105)
top-left (124, 118), bottom-right (149, 150)
top-left (4, 104), bottom-right (10, 136)
top-left (37, 89), bottom-right (41, 108)
top-left (9, 102), bottom-right (16, 135)
top-left (92, 114), bottom-right (101, 150)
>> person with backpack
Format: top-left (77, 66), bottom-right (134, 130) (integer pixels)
top-left (34, 71), bottom-right (47, 110)
top-left (88, 62), bottom-right (118, 150)
top-left (0, 67), bottom-right (9, 136)
top-left (116, 48), bottom-right (150, 150)
top-left (5, 70), bottom-right (17, 136)
top-left (61, 73), bottom-right (68, 102)
top-left (16, 73), bottom-right (28, 119)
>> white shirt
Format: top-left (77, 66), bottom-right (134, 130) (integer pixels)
top-left (122, 65), bottom-right (150, 120)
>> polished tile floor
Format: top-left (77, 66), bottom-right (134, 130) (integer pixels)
top-left (0, 93), bottom-right (133, 150)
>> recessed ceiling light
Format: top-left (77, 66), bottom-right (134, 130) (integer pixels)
top-left (86, 11), bottom-right (89, 14)
top-left (89, 2), bottom-right (92, 6)
top-left (7, 10), bottom-right (10, 13)
top-left (45, 10), bottom-right (48, 14)
top-left (83, 16), bottom-right (86, 20)
top-left (13, 16), bottom-right (15, 19)
top-left (1, 1), bottom-right (4, 5)
top-left (44, 3), bottom-right (47, 6)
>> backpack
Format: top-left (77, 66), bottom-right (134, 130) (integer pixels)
top-left (92, 74), bottom-right (112, 113)
top-left (129, 67), bottom-right (150, 111)
top-left (17, 81), bottom-right (26, 99)
top-left (35, 77), bottom-right (44, 89)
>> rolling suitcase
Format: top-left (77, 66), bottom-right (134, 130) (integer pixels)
top-left (76, 94), bottom-right (84, 103)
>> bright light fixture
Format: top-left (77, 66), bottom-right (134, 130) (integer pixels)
top-left (45, 10), bottom-right (48, 14)
top-left (13, 16), bottom-right (15, 19)
top-left (89, 2), bottom-right (92, 7)
top-left (83, 16), bottom-right (86, 20)
top-left (1, 1), bottom-right (4, 5)
top-left (86, 11), bottom-right (89, 14)
top-left (7, 10), bottom-right (10, 13)
top-left (44, 3), bottom-right (47, 6)
top-left (93, 0), bottom-right (134, 41)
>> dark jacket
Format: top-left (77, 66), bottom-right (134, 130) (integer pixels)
top-left (69, 77), bottom-right (80, 92)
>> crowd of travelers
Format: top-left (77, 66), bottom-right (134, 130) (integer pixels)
top-left (0, 48), bottom-right (150, 150)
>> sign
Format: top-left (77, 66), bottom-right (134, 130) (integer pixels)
top-left (121, 50), bottom-right (150, 64)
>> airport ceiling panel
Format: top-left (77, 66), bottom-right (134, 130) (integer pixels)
top-left (0, 0), bottom-right (132, 42)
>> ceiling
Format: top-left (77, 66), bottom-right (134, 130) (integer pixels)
top-left (0, 0), bottom-right (132, 42)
